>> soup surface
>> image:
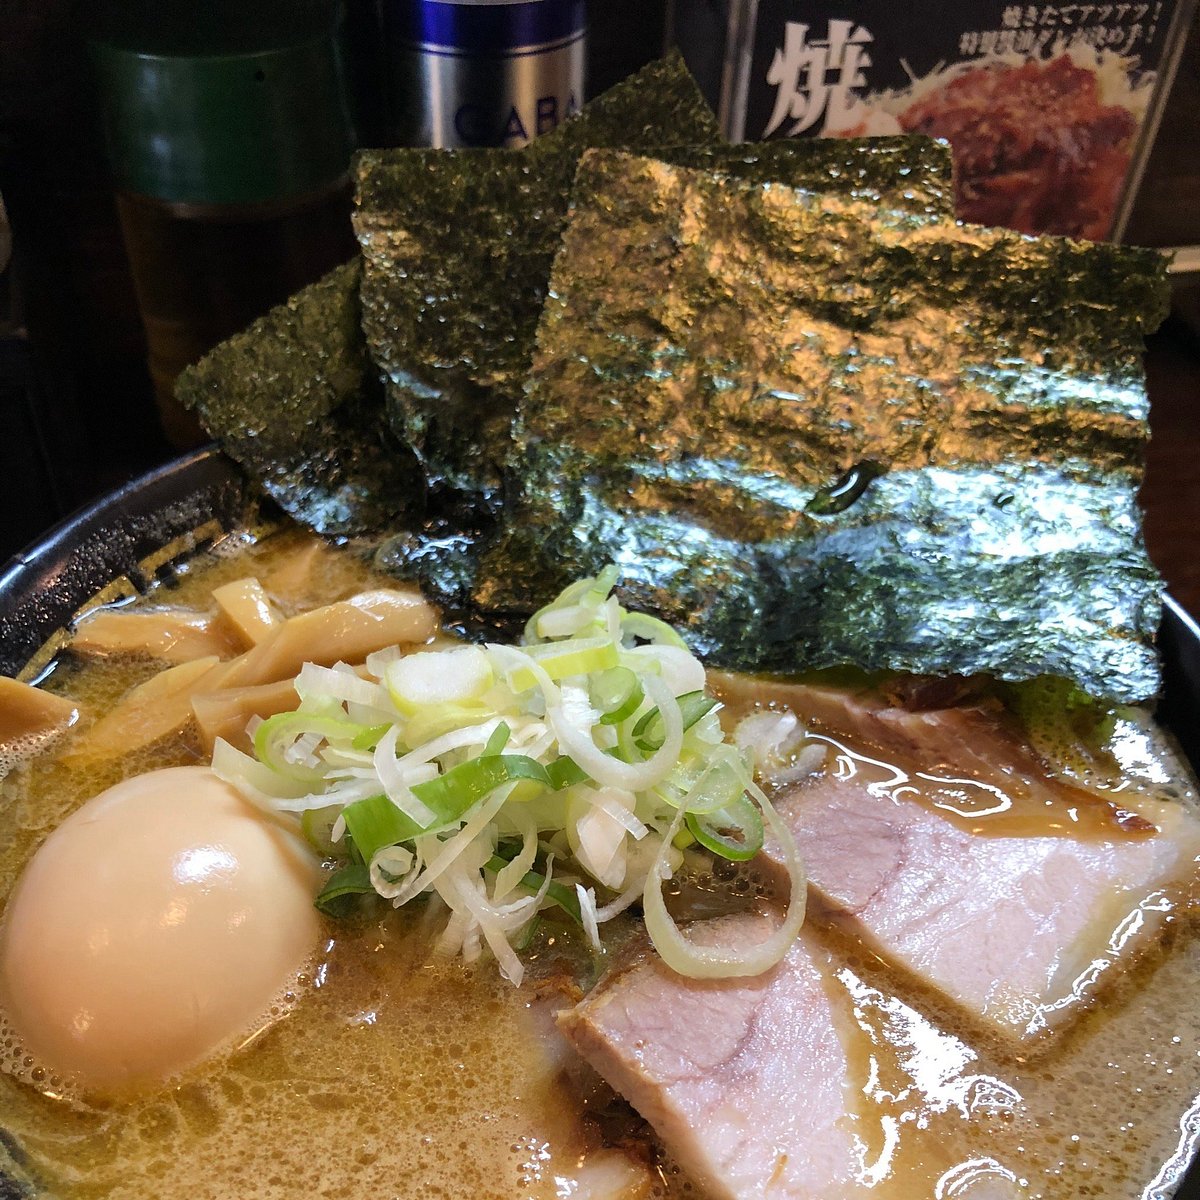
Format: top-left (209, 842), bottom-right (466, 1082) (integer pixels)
top-left (1, 525), bottom-right (1199, 1200)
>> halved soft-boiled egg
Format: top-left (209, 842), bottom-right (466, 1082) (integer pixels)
top-left (0, 766), bottom-right (322, 1094)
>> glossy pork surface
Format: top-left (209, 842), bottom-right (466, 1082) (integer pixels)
top-left (735, 679), bottom-right (1200, 1039)
top-left (560, 913), bottom-right (1026, 1199)
top-left (559, 913), bottom-right (873, 1200)
top-left (767, 773), bottom-right (1200, 1039)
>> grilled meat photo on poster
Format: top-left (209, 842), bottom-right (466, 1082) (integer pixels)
top-left (722, 0), bottom-right (1180, 239)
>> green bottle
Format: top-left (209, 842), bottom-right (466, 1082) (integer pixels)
top-left (92, 1), bottom-right (358, 446)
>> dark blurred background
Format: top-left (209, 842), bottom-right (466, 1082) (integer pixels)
top-left (1, 0), bottom-right (1198, 612)
top-left (0, 0), bottom-right (670, 563)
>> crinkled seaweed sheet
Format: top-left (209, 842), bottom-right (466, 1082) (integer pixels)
top-left (459, 151), bottom-right (1169, 703)
top-left (353, 65), bottom-right (954, 510)
top-left (174, 261), bottom-right (421, 535)
top-left (352, 53), bottom-right (720, 510)
top-left (176, 55), bottom-right (1167, 704)
top-left (178, 52), bottom-right (727, 537)
top-left (363, 127), bottom-right (959, 608)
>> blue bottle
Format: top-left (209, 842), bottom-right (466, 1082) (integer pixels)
top-left (386, 0), bottom-right (587, 147)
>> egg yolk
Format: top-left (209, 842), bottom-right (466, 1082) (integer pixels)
top-left (0, 766), bottom-right (323, 1094)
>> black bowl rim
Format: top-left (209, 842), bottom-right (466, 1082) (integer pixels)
top-left (0, 446), bottom-right (252, 680)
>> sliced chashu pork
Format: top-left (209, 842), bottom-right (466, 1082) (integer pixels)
top-left (736, 680), bottom-right (1200, 1040)
top-left (560, 912), bottom-right (1021, 1200)
top-left (560, 913), bottom-right (872, 1200)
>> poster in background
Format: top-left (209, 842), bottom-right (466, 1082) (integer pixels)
top-left (671, 0), bottom-right (1197, 240)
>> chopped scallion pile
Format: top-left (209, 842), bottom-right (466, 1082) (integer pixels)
top-left (212, 571), bottom-right (806, 984)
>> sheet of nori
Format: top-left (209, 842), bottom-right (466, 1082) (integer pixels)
top-left (173, 57), bottom-right (723, 544)
top-left (353, 56), bottom-right (956, 510)
top-left (175, 261), bottom-right (420, 536)
top-left (467, 150), bottom-right (1168, 703)
top-left (352, 53), bottom-right (722, 510)
top-left (658, 135), bottom-right (955, 220)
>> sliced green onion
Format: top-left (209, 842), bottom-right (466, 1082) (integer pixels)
top-left (314, 862), bottom-right (374, 917)
top-left (221, 566), bottom-right (802, 983)
top-left (673, 825), bottom-right (697, 850)
top-left (301, 804), bottom-right (344, 856)
top-left (524, 566), bottom-right (619, 644)
top-left (352, 723), bottom-right (393, 751)
top-left (402, 701), bottom-right (493, 747)
top-left (622, 643), bottom-right (706, 696)
top-left (342, 794), bottom-right (425, 863)
top-left (254, 711), bottom-right (364, 781)
top-left (590, 666), bottom-right (644, 725)
top-left (680, 691), bottom-right (721, 732)
top-left (685, 792), bottom-right (764, 861)
top-left (482, 722), bottom-right (511, 757)
top-left (546, 756), bottom-right (588, 789)
top-left (508, 636), bottom-right (620, 693)
top-left (386, 645), bottom-right (493, 714)
top-left (620, 610), bottom-right (688, 649)
top-left (552, 674), bottom-right (683, 794)
top-left (211, 737), bottom-right (314, 806)
top-left (587, 565), bottom-right (621, 602)
top-left (492, 817), bottom-right (538, 901)
top-left (411, 753), bottom-right (555, 816)
top-left (634, 691), bottom-right (719, 752)
top-left (677, 746), bottom-right (754, 816)
top-left (513, 916), bottom-right (542, 951)
top-left (485, 855), bottom-right (582, 925)
top-left (642, 786), bottom-right (807, 978)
